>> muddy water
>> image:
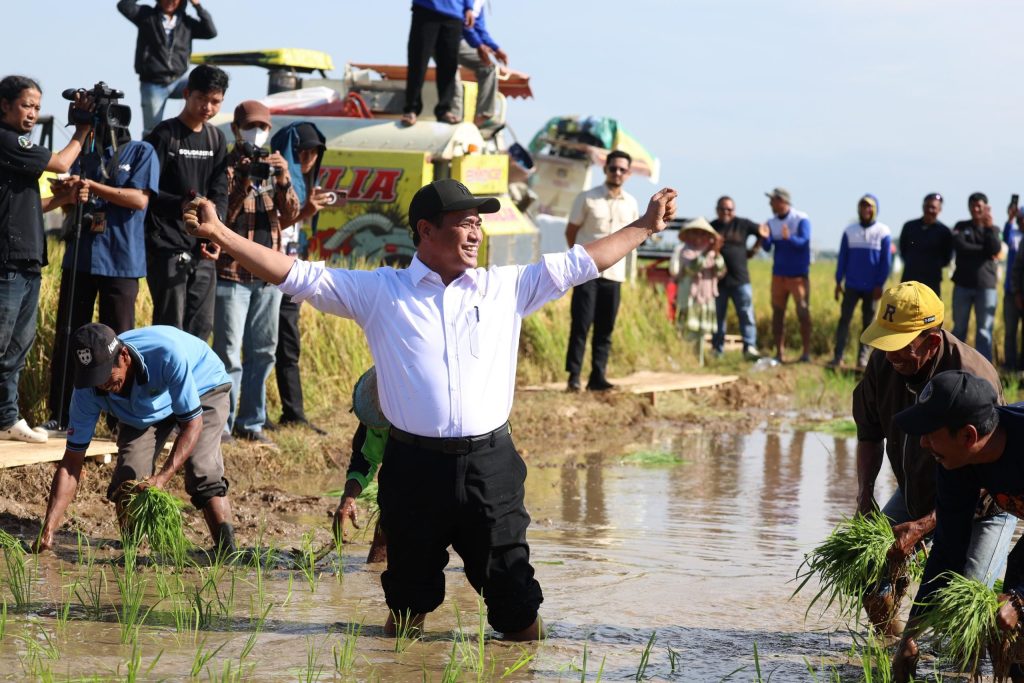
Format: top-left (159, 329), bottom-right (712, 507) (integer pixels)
top-left (0, 425), bottom-right (893, 681)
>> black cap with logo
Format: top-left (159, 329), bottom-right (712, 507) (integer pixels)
top-left (408, 179), bottom-right (501, 231)
top-left (72, 323), bottom-right (123, 389)
top-left (894, 370), bottom-right (998, 435)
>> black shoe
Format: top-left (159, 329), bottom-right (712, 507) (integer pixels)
top-left (279, 417), bottom-right (328, 436)
top-left (566, 374), bottom-right (581, 392)
top-left (587, 378), bottom-right (615, 392)
top-left (233, 428), bottom-right (276, 446)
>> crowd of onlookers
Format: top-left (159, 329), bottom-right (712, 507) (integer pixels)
top-left (659, 187), bottom-right (1024, 372)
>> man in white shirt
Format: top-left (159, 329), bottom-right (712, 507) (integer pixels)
top-left (182, 178), bottom-right (676, 641)
top-left (564, 150), bottom-right (640, 392)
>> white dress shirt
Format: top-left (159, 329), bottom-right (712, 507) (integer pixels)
top-left (280, 245), bottom-right (599, 437)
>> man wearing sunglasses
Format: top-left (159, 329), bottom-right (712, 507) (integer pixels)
top-left (564, 150), bottom-right (640, 392)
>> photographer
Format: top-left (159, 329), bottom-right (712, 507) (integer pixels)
top-left (43, 96), bottom-right (160, 433)
top-left (268, 120), bottom-right (335, 433)
top-left (143, 64), bottom-right (228, 341)
top-left (0, 75), bottom-right (92, 444)
top-left (213, 101), bottom-right (298, 443)
top-left (117, 0), bottom-right (217, 137)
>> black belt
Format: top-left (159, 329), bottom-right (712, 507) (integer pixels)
top-left (388, 422), bottom-right (511, 455)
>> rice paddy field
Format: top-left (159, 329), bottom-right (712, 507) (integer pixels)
top-left (3, 246), bottom-right (1023, 680)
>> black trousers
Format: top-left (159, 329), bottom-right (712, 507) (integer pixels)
top-left (274, 293), bottom-right (306, 422)
top-left (49, 269), bottom-right (139, 426)
top-left (146, 249), bottom-right (215, 341)
top-left (378, 427), bottom-right (543, 634)
top-left (565, 278), bottom-right (621, 382)
top-left (404, 4), bottom-right (463, 118)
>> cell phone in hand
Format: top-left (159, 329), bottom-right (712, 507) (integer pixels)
top-left (1012, 194), bottom-right (1020, 211)
top-left (321, 188), bottom-right (347, 207)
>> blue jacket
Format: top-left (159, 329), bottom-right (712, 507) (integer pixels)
top-left (836, 221), bottom-right (892, 291)
top-left (463, 3), bottom-right (500, 50)
top-left (763, 209), bottom-right (812, 277)
top-left (413, 0), bottom-right (472, 21)
top-left (1005, 219), bottom-right (1022, 293)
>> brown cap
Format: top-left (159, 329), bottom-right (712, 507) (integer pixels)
top-left (233, 100), bottom-right (271, 127)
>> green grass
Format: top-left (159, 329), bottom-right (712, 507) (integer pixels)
top-left (618, 450), bottom-right (687, 466)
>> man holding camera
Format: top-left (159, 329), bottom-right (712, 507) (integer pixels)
top-left (143, 64), bottom-right (228, 342)
top-left (213, 101), bottom-right (298, 444)
top-left (0, 75), bottom-right (94, 444)
top-left (117, 0), bottom-right (217, 137)
top-left (43, 98), bottom-right (161, 434)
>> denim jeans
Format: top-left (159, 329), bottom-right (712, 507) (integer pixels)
top-left (883, 487), bottom-right (1016, 586)
top-left (0, 270), bottom-right (40, 428)
top-left (139, 76), bottom-right (188, 137)
top-left (213, 280), bottom-right (282, 434)
top-left (712, 283), bottom-right (757, 352)
top-left (1004, 290), bottom-right (1023, 371)
top-left (833, 288), bottom-right (878, 366)
top-left (952, 285), bottom-right (997, 361)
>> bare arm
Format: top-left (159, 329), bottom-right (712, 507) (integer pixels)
top-left (46, 125), bottom-right (91, 174)
top-left (565, 222), bottom-right (582, 248)
top-left (148, 416), bottom-right (203, 488)
top-left (35, 450), bottom-right (87, 551)
top-left (855, 440), bottom-right (884, 516)
top-left (185, 197), bottom-right (296, 284)
top-left (83, 180), bottom-right (150, 211)
top-left (583, 189), bottom-right (677, 272)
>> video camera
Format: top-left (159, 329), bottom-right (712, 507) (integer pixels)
top-left (61, 82), bottom-right (131, 135)
top-left (235, 140), bottom-right (281, 183)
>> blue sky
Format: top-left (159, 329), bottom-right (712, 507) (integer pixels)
top-left (9, 0), bottom-right (1024, 246)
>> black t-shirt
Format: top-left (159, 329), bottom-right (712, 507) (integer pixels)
top-left (950, 219), bottom-right (1001, 289)
top-left (711, 217), bottom-right (760, 288)
top-left (899, 218), bottom-right (952, 291)
top-left (143, 118), bottom-right (227, 254)
top-left (0, 123), bottom-right (50, 270)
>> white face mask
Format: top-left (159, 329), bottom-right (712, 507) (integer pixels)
top-left (240, 127), bottom-right (269, 148)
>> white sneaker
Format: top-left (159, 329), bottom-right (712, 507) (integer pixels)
top-left (0, 418), bottom-right (48, 443)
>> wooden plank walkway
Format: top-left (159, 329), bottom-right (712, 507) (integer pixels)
top-left (0, 438), bottom-right (119, 469)
top-left (523, 370), bottom-right (739, 404)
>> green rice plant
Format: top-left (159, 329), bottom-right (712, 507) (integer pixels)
top-left (0, 528), bottom-right (22, 553)
top-left (112, 542), bottom-right (152, 643)
top-left (121, 484), bottom-right (193, 565)
top-left (17, 628), bottom-right (60, 677)
top-left (300, 636), bottom-right (326, 683)
top-left (452, 596), bottom-right (491, 680)
top-left (190, 636), bottom-right (228, 677)
top-left (666, 645), bottom-right (679, 673)
top-left (793, 510), bottom-right (925, 621)
top-left (54, 573), bottom-right (76, 635)
top-left (296, 530), bottom-right (320, 593)
top-left (73, 532), bottom-right (107, 620)
top-left (0, 599), bottom-right (7, 640)
top-left (208, 660), bottom-right (245, 683)
top-left (121, 633), bottom-right (162, 683)
top-left (439, 640), bottom-right (464, 683)
top-left (618, 450), bottom-right (685, 466)
top-left (3, 543), bottom-right (33, 610)
top-left (391, 608), bottom-right (421, 654)
top-left (332, 619), bottom-right (363, 676)
top-left (155, 568), bottom-right (200, 641)
top-left (634, 631), bottom-right (656, 681)
top-left (917, 571), bottom-right (1004, 677)
top-left (332, 518), bottom-right (345, 583)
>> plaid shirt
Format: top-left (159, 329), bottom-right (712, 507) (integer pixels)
top-left (218, 150), bottom-right (300, 283)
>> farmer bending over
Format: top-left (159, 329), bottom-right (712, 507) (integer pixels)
top-left (852, 282), bottom-right (1015, 635)
top-left (891, 371), bottom-right (1024, 682)
top-left (35, 323), bottom-right (236, 554)
top-left (181, 178), bottom-right (677, 641)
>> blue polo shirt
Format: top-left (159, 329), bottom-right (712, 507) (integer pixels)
top-left (66, 326), bottom-right (230, 452)
top-left (63, 140), bottom-right (159, 278)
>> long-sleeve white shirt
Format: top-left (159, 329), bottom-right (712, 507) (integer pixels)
top-left (280, 245), bottom-right (598, 437)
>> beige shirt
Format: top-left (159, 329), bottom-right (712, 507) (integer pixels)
top-left (568, 184), bottom-right (640, 282)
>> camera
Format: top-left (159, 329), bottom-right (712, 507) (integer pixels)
top-left (235, 140), bottom-right (281, 183)
top-left (61, 82), bottom-right (131, 134)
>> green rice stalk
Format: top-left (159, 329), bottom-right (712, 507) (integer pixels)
top-left (794, 510), bottom-right (926, 621)
top-left (0, 529), bottom-right (23, 554)
top-left (917, 572), bottom-right (1001, 676)
top-left (121, 483), bottom-right (192, 564)
top-left (3, 546), bottom-right (33, 610)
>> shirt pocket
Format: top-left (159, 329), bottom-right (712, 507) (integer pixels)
top-left (466, 307), bottom-right (480, 358)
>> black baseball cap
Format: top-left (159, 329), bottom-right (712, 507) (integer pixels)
top-left (894, 370), bottom-right (998, 436)
top-left (408, 179), bottom-right (500, 231)
top-left (72, 323), bottom-right (123, 389)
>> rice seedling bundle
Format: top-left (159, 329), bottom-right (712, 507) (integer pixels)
top-left (121, 483), bottom-right (192, 561)
top-left (916, 572), bottom-right (1016, 680)
top-left (794, 510), bottom-right (926, 620)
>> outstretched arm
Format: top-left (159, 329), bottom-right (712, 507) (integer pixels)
top-left (584, 188), bottom-right (677, 271)
top-left (35, 450), bottom-right (86, 551)
top-left (184, 197), bottom-right (296, 284)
